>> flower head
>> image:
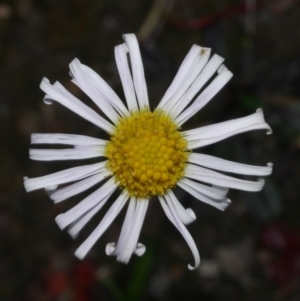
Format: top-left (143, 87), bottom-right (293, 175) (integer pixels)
top-left (24, 34), bottom-right (272, 270)
top-left (105, 109), bottom-right (189, 198)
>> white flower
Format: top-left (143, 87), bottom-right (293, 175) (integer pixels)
top-left (24, 34), bottom-right (272, 270)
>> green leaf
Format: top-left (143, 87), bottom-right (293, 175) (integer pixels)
top-left (124, 238), bottom-right (155, 301)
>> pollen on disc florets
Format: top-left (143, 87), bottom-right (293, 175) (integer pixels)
top-left (105, 109), bottom-right (189, 199)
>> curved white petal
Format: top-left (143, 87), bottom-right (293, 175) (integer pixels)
top-left (74, 192), bottom-right (128, 259)
top-left (106, 241), bottom-right (146, 257)
top-left (168, 53), bottom-right (223, 118)
top-left (29, 147), bottom-right (105, 161)
top-left (188, 153), bottom-right (273, 176)
top-left (31, 133), bottom-right (107, 146)
top-left (108, 197), bottom-right (137, 256)
top-left (134, 243), bottom-right (146, 256)
top-left (177, 180), bottom-right (231, 211)
top-left (159, 196), bottom-right (200, 270)
top-left (48, 171), bottom-right (111, 203)
top-left (116, 198), bottom-right (149, 264)
top-left (176, 66), bottom-right (233, 125)
top-left (163, 49), bottom-right (214, 116)
top-left (123, 34), bottom-right (149, 109)
top-left (68, 191), bottom-right (112, 239)
top-left (24, 161), bottom-right (107, 192)
top-left (76, 63), bottom-right (129, 117)
top-left (157, 45), bottom-right (205, 110)
top-left (178, 178), bottom-right (228, 200)
top-left (105, 243), bottom-right (116, 255)
top-left (166, 190), bottom-right (196, 225)
top-left (69, 58), bottom-right (120, 123)
top-left (40, 78), bottom-right (115, 134)
top-left (115, 44), bottom-right (138, 111)
top-left (55, 177), bottom-right (117, 230)
top-left (185, 163), bottom-right (265, 192)
top-left (184, 109), bottom-right (272, 149)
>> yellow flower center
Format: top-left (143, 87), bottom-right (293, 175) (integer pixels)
top-left (105, 110), bottom-right (189, 199)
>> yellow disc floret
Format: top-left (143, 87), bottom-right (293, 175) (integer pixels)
top-left (105, 109), bottom-right (189, 198)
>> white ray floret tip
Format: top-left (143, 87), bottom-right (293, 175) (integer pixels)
top-left (135, 243), bottom-right (146, 256)
top-left (106, 243), bottom-right (116, 255)
top-left (55, 214), bottom-right (66, 230)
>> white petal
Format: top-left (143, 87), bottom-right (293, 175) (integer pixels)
top-left (188, 153), bottom-right (273, 176)
top-left (185, 163), bottom-right (265, 192)
top-left (24, 161), bottom-right (107, 192)
top-left (45, 185), bottom-right (58, 191)
top-left (176, 67), bottom-right (233, 125)
top-left (170, 57), bottom-right (225, 119)
top-left (184, 109), bottom-right (272, 149)
top-left (55, 177), bottom-right (117, 230)
top-left (159, 196), bottom-right (200, 270)
top-left (31, 133), bottom-right (107, 146)
top-left (69, 58), bottom-right (120, 123)
top-left (185, 109), bottom-right (270, 139)
top-left (77, 63), bottom-right (129, 117)
top-left (116, 198), bottom-right (149, 264)
top-left (69, 199), bottom-right (107, 239)
top-left (115, 44), bottom-right (138, 111)
top-left (163, 50), bottom-right (214, 115)
top-left (178, 178), bottom-right (228, 200)
top-left (167, 53), bottom-right (222, 117)
top-left (105, 243), bottom-right (116, 255)
top-left (74, 192), bottom-right (128, 259)
top-left (48, 171), bottom-right (111, 203)
top-left (123, 34), bottom-right (149, 109)
top-left (134, 243), bottom-right (146, 256)
top-left (106, 241), bottom-right (146, 257)
top-left (177, 180), bottom-right (231, 211)
top-left (40, 78), bottom-right (115, 134)
top-left (166, 190), bottom-right (196, 225)
top-left (157, 45), bottom-right (205, 109)
top-left (29, 146), bottom-right (105, 161)
top-left (108, 197), bottom-right (136, 256)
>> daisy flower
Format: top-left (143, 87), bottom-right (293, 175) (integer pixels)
top-left (24, 34), bottom-right (272, 270)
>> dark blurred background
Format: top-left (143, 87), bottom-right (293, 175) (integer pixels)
top-left (1, 0), bottom-right (300, 300)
